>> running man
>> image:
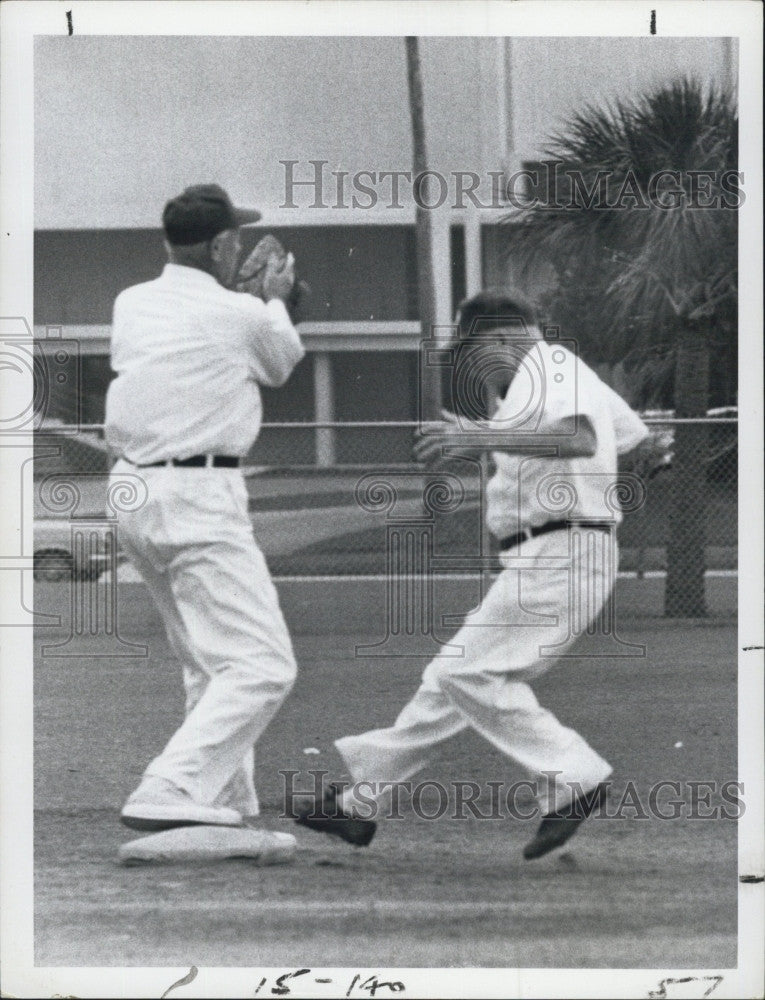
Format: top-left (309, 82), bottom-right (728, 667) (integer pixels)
top-left (297, 289), bottom-right (649, 859)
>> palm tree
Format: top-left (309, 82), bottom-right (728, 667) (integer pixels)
top-left (508, 78), bottom-right (738, 616)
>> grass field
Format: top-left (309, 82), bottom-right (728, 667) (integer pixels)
top-left (32, 574), bottom-right (738, 970)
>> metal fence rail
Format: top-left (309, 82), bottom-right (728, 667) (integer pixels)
top-left (32, 419), bottom-right (737, 611)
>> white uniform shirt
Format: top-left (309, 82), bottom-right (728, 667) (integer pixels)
top-left (485, 340), bottom-right (649, 539)
top-left (105, 263), bottom-right (305, 463)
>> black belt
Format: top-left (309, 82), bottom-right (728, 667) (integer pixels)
top-left (498, 520), bottom-right (614, 552)
top-left (137, 455), bottom-right (241, 468)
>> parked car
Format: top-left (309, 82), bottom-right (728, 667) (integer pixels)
top-left (34, 519), bottom-right (118, 581)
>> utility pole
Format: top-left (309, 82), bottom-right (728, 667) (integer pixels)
top-left (405, 36), bottom-right (442, 421)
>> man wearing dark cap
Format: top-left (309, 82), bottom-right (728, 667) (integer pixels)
top-left (106, 184), bottom-right (304, 831)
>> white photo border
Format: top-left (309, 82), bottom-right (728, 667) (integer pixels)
top-left (1, 2), bottom-right (762, 998)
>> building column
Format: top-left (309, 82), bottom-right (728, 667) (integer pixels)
top-left (464, 210), bottom-right (482, 298)
top-left (431, 206), bottom-right (453, 343)
top-left (313, 351), bottom-right (336, 467)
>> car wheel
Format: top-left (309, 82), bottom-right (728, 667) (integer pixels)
top-left (34, 549), bottom-right (74, 582)
top-left (77, 562), bottom-right (104, 582)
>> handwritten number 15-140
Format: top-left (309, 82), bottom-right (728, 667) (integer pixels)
top-left (253, 970), bottom-right (406, 996)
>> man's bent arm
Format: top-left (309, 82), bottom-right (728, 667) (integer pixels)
top-left (246, 297), bottom-right (305, 388)
top-left (417, 415), bottom-right (597, 464)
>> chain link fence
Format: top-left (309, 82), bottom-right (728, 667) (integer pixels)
top-left (32, 419), bottom-right (736, 614)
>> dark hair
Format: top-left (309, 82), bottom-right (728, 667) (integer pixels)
top-left (455, 288), bottom-right (538, 343)
top-left (443, 289), bottom-right (538, 420)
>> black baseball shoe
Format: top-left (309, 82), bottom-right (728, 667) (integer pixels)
top-left (295, 783), bottom-right (377, 847)
top-left (522, 782), bottom-right (608, 860)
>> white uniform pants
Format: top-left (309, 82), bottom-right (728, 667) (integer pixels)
top-left (336, 526), bottom-right (615, 815)
top-left (111, 459), bottom-right (297, 811)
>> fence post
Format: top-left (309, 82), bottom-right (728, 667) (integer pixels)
top-left (665, 421), bottom-right (708, 616)
top-left (313, 353), bottom-right (336, 467)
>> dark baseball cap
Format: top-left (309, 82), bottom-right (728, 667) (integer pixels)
top-left (162, 184), bottom-right (262, 245)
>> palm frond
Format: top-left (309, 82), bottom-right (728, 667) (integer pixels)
top-left (502, 76), bottom-right (738, 353)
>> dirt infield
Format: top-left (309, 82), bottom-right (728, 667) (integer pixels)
top-left (33, 580), bottom-right (737, 968)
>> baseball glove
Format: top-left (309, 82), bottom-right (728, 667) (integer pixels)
top-left (236, 234), bottom-right (310, 318)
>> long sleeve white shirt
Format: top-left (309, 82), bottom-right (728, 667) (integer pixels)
top-left (105, 263), bottom-right (305, 463)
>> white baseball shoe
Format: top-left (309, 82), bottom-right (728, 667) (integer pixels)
top-left (215, 768), bottom-right (260, 819)
top-left (121, 776), bottom-right (243, 832)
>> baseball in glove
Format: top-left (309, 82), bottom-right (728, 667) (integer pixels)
top-left (236, 234), bottom-right (310, 319)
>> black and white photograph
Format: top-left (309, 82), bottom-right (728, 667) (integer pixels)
top-left (0, 1), bottom-right (763, 997)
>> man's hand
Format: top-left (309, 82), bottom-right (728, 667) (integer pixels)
top-left (414, 409), bottom-right (483, 469)
top-left (262, 251), bottom-right (296, 302)
top-left (236, 235), bottom-right (307, 312)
